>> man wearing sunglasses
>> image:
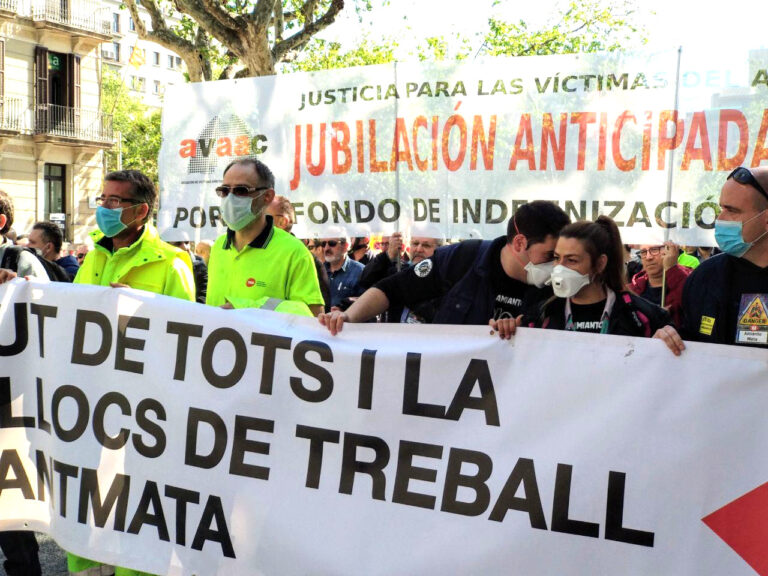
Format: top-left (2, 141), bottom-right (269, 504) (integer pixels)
top-left (317, 228), bottom-right (364, 310)
top-left (205, 158), bottom-right (324, 314)
top-left (72, 170), bottom-right (195, 300)
top-left (656, 166), bottom-right (768, 353)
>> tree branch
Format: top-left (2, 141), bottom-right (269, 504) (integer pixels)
top-left (272, 0), bottom-right (343, 62)
top-left (300, 0), bottom-right (320, 24)
top-left (174, 0), bottom-right (246, 56)
top-left (251, 0), bottom-right (275, 28)
top-left (176, 0), bottom-right (242, 37)
top-left (123, 0), bottom-right (210, 81)
top-left (273, 0), bottom-right (284, 41)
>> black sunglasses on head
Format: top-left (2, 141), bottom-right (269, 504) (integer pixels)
top-left (728, 167), bottom-right (768, 202)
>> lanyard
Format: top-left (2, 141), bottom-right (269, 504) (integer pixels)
top-left (564, 287), bottom-right (616, 334)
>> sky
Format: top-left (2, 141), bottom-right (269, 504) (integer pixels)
top-left (322, 0), bottom-right (767, 58)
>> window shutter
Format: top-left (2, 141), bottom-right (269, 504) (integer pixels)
top-left (0, 39), bottom-right (5, 101)
top-left (35, 45), bottom-right (49, 132)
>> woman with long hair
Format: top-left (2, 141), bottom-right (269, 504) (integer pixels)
top-left (523, 216), bottom-right (671, 336)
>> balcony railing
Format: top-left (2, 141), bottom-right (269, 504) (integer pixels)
top-left (32, 0), bottom-right (111, 36)
top-left (0, 0), bottom-right (18, 13)
top-left (35, 104), bottom-right (113, 144)
top-left (0, 96), bottom-right (22, 132)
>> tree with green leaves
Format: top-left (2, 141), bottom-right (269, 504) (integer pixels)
top-left (479, 0), bottom-right (647, 57)
top-left (102, 70), bottom-right (163, 182)
top-left (123, 0), bottom-right (369, 80)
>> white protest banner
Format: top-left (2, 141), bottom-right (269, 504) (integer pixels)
top-left (157, 48), bottom-right (768, 244)
top-left (1, 280), bottom-right (768, 575)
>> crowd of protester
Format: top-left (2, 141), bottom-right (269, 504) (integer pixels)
top-left (0, 160), bottom-right (766, 576)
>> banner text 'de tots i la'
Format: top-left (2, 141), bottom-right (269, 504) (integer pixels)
top-left (2, 281), bottom-right (768, 574)
top-left (158, 48), bottom-right (768, 243)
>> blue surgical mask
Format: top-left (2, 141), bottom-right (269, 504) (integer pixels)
top-left (96, 205), bottom-right (128, 238)
top-left (714, 210), bottom-right (768, 257)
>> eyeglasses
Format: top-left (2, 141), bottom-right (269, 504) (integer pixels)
top-left (96, 196), bottom-right (142, 209)
top-left (728, 167), bottom-right (768, 202)
top-left (318, 240), bottom-right (342, 248)
top-left (76, 253), bottom-right (86, 260)
top-left (215, 185), bottom-right (270, 198)
top-left (638, 246), bottom-right (663, 258)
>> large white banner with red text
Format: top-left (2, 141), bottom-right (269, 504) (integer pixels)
top-left (157, 48), bottom-right (768, 244)
top-left (2, 280), bottom-right (768, 575)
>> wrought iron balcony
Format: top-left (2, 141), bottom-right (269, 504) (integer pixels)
top-left (0, 97), bottom-right (22, 134)
top-left (34, 104), bottom-right (113, 145)
top-left (31, 0), bottom-right (111, 37)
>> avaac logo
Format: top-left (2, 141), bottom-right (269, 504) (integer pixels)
top-left (178, 113), bottom-right (268, 174)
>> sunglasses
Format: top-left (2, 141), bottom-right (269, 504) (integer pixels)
top-left (318, 240), bottom-right (341, 248)
top-left (728, 167), bottom-right (768, 202)
top-left (215, 185), bottom-right (269, 198)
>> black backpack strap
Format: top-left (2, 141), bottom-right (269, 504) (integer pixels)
top-left (0, 245), bottom-right (22, 272)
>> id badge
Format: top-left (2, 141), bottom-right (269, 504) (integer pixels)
top-left (735, 293), bottom-right (768, 346)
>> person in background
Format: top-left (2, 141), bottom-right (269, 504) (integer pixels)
top-left (676, 244), bottom-right (700, 269)
top-left (169, 240), bottom-right (208, 304)
top-left (194, 239), bottom-right (213, 266)
top-left (627, 242), bottom-right (691, 328)
top-left (359, 224), bottom-right (446, 323)
top-left (0, 190), bottom-right (43, 576)
top-left (266, 195), bottom-right (296, 233)
top-left (517, 217), bottom-right (671, 337)
top-left (28, 221), bottom-right (78, 280)
top-left (320, 226), bottom-right (364, 310)
top-left (624, 244), bottom-right (642, 280)
top-left (74, 243), bottom-right (90, 266)
top-left (348, 236), bottom-right (374, 265)
top-left (696, 246), bottom-right (715, 262)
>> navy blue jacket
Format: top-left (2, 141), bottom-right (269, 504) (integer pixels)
top-left (377, 236), bottom-right (549, 326)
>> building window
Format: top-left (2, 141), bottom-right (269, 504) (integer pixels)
top-left (112, 13), bottom-right (120, 33)
top-left (153, 80), bottom-right (161, 94)
top-left (44, 164), bottom-right (66, 225)
top-left (167, 54), bottom-right (174, 69)
top-left (175, 56), bottom-right (181, 68)
top-left (102, 42), bottom-right (120, 61)
top-left (153, 51), bottom-right (159, 66)
top-left (129, 17), bottom-right (135, 31)
top-left (130, 76), bottom-right (146, 92)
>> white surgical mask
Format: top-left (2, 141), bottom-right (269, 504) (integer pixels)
top-left (550, 265), bottom-right (591, 298)
top-left (524, 260), bottom-right (555, 288)
top-left (221, 193), bottom-right (263, 231)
